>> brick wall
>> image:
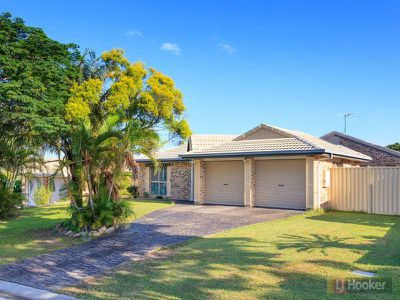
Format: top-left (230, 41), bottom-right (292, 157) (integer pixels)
top-left (136, 163), bottom-right (147, 196)
top-left (170, 162), bottom-right (191, 200)
top-left (325, 136), bottom-right (400, 166)
top-left (136, 161), bottom-right (191, 200)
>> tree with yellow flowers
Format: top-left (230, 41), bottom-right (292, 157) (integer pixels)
top-left (58, 49), bottom-right (191, 230)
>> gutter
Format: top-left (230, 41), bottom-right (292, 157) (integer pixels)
top-left (180, 149), bottom-right (371, 162)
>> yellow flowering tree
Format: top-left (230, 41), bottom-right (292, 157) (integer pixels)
top-left (59, 49), bottom-right (191, 230)
top-left (65, 49), bottom-right (190, 139)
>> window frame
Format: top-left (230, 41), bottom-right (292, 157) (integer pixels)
top-left (150, 165), bottom-right (168, 196)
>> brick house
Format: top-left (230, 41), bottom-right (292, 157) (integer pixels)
top-left (136, 123), bottom-right (370, 210)
top-left (321, 131), bottom-right (400, 167)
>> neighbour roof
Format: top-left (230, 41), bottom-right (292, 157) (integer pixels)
top-left (321, 131), bottom-right (400, 158)
top-left (28, 159), bottom-right (66, 176)
top-left (181, 123), bottom-right (371, 161)
top-left (275, 126), bottom-right (372, 161)
top-left (135, 144), bottom-right (188, 162)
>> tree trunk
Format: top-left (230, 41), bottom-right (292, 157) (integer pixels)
top-left (57, 149), bottom-right (77, 207)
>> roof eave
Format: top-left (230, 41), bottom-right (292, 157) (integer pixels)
top-left (328, 153), bottom-right (371, 162)
top-left (180, 149), bottom-right (326, 159)
top-left (136, 158), bottom-right (187, 163)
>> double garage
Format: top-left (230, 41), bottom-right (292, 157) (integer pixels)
top-left (203, 159), bottom-right (306, 209)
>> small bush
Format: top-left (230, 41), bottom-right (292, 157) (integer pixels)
top-left (0, 187), bottom-right (24, 219)
top-left (127, 185), bottom-right (140, 198)
top-left (33, 186), bottom-right (52, 206)
top-left (156, 195), bottom-right (163, 200)
top-left (13, 180), bottom-right (22, 193)
top-left (67, 188), bottom-right (134, 231)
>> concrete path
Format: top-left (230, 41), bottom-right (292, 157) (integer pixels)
top-left (0, 280), bottom-right (77, 300)
top-left (0, 204), bottom-right (301, 292)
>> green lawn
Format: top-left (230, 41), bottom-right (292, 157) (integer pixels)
top-left (65, 211), bottom-right (400, 300)
top-left (0, 199), bottom-right (173, 265)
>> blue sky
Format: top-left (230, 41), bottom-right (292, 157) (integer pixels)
top-left (2, 0), bottom-right (400, 146)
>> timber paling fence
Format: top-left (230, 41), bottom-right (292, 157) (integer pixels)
top-left (329, 167), bottom-right (400, 215)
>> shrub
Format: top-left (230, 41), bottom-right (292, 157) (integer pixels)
top-left (118, 172), bottom-right (134, 198)
top-left (67, 188), bottom-right (134, 231)
top-left (33, 186), bottom-right (52, 206)
top-left (127, 185), bottom-right (140, 198)
top-left (0, 187), bottom-right (24, 219)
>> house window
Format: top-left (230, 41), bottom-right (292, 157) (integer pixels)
top-left (150, 166), bottom-right (167, 196)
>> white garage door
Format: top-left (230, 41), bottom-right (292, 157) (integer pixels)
top-left (255, 159), bottom-right (306, 209)
top-left (204, 161), bottom-right (244, 205)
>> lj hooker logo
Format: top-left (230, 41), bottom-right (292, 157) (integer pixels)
top-left (328, 278), bottom-right (392, 294)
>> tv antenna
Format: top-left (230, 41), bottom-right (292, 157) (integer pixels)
top-left (331, 113), bottom-right (357, 134)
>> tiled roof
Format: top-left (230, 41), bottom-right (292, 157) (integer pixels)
top-left (181, 124), bottom-right (371, 161)
top-left (135, 144), bottom-right (188, 162)
top-left (135, 123), bottom-right (372, 162)
top-left (135, 134), bottom-right (238, 162)
top-left (183, 138), bottom-right (315, 155)
top-left (189, 134), bottom-right (238, 151)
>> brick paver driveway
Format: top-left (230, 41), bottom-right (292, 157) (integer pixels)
top-left (0, 204), bottom-right (302, 291)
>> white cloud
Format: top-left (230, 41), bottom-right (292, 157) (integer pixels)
top-left (218, 43), bottom-right (236, 55)
top-left (161, 42), bottom-right (181, 55)
top-left (125, 28), bottom-right (143, 38)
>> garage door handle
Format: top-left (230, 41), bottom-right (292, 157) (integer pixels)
top-left (223, 183), bottom-right (229, 186)
top-left (278, 184), bottom-right (285, 187)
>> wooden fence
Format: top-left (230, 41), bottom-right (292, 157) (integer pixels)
top-left (329, 167), bottom-right (400, 215)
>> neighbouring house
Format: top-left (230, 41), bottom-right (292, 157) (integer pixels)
top-left (23, 160), bottom-right (66, 206)
top-left (321, 131), bottom-right (400, 167)
top-left (136, 123), bottom-right (371, 210)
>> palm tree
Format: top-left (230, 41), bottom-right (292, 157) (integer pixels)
top-left (103, 118), bottom-right (161, 201)
top-left (0, 137), bottom-right (44, 192)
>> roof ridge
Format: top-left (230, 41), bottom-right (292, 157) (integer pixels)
top-left (233, 123), bottom-right (293, 141)
top-left (269, 126), bottom-right (322, 151)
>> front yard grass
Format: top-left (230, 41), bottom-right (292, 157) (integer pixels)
top-left (65, 211), bottom-right (400, 299)
top-left (0, 199), bottom-right (173, 265)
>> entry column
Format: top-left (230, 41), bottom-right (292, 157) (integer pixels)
top-left (193, 159), bottom-right (205, 204)
top-left (244, 158), bottom-right (255, 207)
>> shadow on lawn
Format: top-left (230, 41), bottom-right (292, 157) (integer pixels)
top-left (70, 235), bottom-right (282, 299)
top-left (71, 235), bottom-right (374, 300)
top-left (277, 213), bottom-right (400, 268)
top-left (61, 212), bottom-right (400, 299)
